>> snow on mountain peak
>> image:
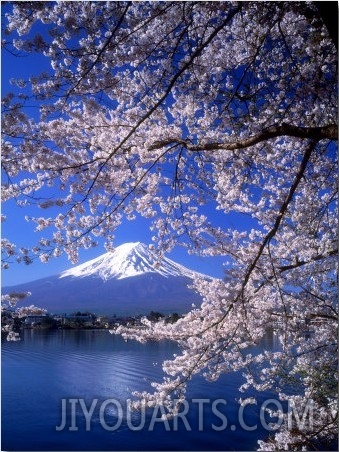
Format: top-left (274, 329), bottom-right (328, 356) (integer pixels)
top-left (59, 242), bottom-right (203, 281)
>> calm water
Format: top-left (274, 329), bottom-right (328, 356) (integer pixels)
top-left (2, 329), bottom-right (278, 451)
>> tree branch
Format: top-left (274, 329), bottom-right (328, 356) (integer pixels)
top-left (278, 249), bottom-right (338, 272)
top-left (149, 123), bottom-right (337, 151)
top-left (237, 139), bottom-right (317, 299)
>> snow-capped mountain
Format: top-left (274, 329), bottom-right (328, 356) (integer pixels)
top-left (3, 242), bottom-right (211, 315)
top-left (60, 242), bottom-right (201, 281)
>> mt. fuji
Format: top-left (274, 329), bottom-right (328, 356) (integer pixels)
top-left (3, 243), bottom-right (212, 315)
top-left (60, 242), bottom-right (202, 281)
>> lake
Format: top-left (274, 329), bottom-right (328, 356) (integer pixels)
top-left (2, 329), bottom-right (279, 451)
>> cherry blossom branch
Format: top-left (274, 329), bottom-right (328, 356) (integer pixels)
top-left (85, 4), bottom-right (243, 192)
top-left (149, 123), bottom-right (337, 152)
top-left (237, 139), bottom-right (318, 296)
top-left (277, 249), bottom-right (338, 273)
top-left (185, 139), bottom-right (324, 336)
top-left (65, 4), bottom-right (131, 99)
top-left (254, 248), bottom-right (338, 294)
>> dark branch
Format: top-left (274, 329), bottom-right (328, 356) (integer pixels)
top-left (278, 249), bottom-right (338, 272)
top-left (238, 139), bottom-right (317, 298)
top-left (149, 123), bottom-right (337, 152)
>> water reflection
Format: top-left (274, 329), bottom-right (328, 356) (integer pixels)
top-left (2, 329), bottom-right (280, 451)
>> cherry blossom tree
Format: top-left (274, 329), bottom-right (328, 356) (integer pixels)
top-left (1, 291), bottom-right (46, 341)
top-left (2, 2), bottom-right (337, 449)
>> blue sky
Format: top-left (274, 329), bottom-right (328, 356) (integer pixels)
top-left (1, 191), bottom-right (231, 286)
top-left (1, 9), bottom-right (252, 286)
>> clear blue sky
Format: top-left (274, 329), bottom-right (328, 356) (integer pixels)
top-left (1, 198), bottom-right (232, 285)
top-left (1, 10), bottom-right (253, 286)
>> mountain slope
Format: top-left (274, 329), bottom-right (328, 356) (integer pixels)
top-left (3, 243), bottom-right (212, 315)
